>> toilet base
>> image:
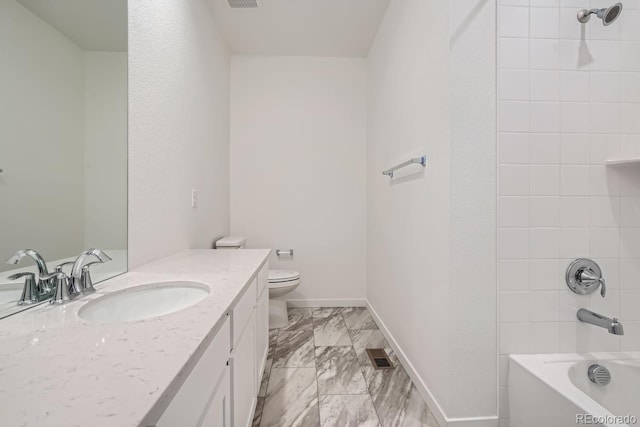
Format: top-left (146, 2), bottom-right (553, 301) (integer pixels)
top-left (269, 299), bottom-right (288, 329)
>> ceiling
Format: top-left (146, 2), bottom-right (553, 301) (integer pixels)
top-left (210, 0), bottom-right (391, 57)
top-left (17, 0), bottom-right (127, 52)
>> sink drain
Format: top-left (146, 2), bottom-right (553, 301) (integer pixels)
top-left (366, 348), bottom-right (394, 370)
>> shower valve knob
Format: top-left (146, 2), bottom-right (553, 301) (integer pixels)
top-left (566, 259), bottom-right (606, 298)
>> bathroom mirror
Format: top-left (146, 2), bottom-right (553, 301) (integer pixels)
top-left (0, 0), bottom-right (128, 318)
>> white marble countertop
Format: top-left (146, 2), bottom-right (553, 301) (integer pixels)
top-left (0, 249), bottom-right (270, 427)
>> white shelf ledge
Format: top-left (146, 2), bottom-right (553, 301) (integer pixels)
top-left (605, 158), bottom-right (640, 166)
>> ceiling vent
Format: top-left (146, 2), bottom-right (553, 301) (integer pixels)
top-left (227, 0), bottom-right (261, 8)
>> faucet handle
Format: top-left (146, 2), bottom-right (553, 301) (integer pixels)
top-left (7, 272), bottom-right (39, 305)
top-left (579, 268), bottom-right (606, 298)
top-left (40, 272), bottom-right (73, 304)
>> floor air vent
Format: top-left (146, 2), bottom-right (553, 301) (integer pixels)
top-left (366, 348), bottom-right (394, 370)
top-left (227, 0), bottom-right (261, 8)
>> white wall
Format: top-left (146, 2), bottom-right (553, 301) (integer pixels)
top-left (368, 0), bottom-right (498, 424)
top-left (497, 2), bottom-right (640, 425)
top-left (84, 52), bottom-right (128, 250)
top-left (366, 0), bottom-right (451, 419)
top-left (128, 0), bottom-right (231, 268)
top-left (0, 0), bottom-right (85, 270)
top-left (230, 56), bottom-right (367, 303)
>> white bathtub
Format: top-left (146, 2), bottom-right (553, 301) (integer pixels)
top-left (509, 353), bottom-right (640, 427)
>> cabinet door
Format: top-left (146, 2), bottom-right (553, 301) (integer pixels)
top-left (255, 287), bottom-right (269, 387)
top-left (232, 311), bottom-right (256, 427)
top-left (200, 364), bottom-right (231, 427)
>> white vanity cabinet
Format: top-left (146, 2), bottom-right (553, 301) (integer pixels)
top-left (154, 261), bottom-right (269, 427)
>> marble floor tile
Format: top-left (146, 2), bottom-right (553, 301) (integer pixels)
top-left (261, 368), bottom-right (320, 427)
top-left (313, 314), bottom-right (352, 346)
top-left (268, 329), bottom-right (279, 359)
top-left (258, 358), bottom-right (272, 397)
top-left (313, 307), bottom-right (344, 318)
top-left (273, 330), bottom-right (315, 368)
top-left (318, 394), bottom-right (380, 427)
top-left (281, 308), bottom-right (313, 331)
top-left (342, 307), bottom-right (378, 330)
top-left (349, 329), bottom-right (392, 366)
top-left (316, 346), bottom-right (368, 395)
top-left (252, 397), bottom-right (265, 427)
top-left (426, 410), bottom-right (440, 427)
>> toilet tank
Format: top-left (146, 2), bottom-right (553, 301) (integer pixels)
top-left (215, 236), bottom-right (246, 249)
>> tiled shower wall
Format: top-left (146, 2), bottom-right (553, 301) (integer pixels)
top-left (498, 0), bottom-right (640, 423)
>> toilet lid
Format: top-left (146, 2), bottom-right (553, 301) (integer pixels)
top-left (268, 269), bottom-right (300, 283)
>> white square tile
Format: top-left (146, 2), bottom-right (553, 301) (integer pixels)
top-left (560, 290), bottom-right (587, 321)
top-left (620, 258), bottom-right (640, 290)
top-left (500, 0), bottom-right (528, 5)
top-left (500, 38), bottom-right (530, 69)
top-left (530, 196), bottom-right (560, 227)
top-left (590, 14), bottom-right (620, 41)
top-left (500, 6), bottom-right (530, 38)
top-left (500, 228), bottom-right (531, 259)
top-left (500, 69), bottom-right (530, 100)
top-left (560, 8), bottom-right (588, 40)
top-left (561, 102), bottom-right (590, 133)
top-left (593, 258), bottom-right (620, 290)
top-left (560, 228), bottom-right (590, 258)
top-left (530, 133), bottom-right (560, 164)
top-left (559, 40), bottom-right (589, 71)
top-left (531, 0), bottom-right (556, 6)
top-left (500, 387), bottom-right (510, 419)
top-left (590, 227), bottom-right (620, 258)
top-left (561, 134), bottom-right (590, 164)
top-left (590, 40), bottom-right (621, 71)
top-left (531, 164), bottom-right (560, 195)
top-left (530, 7), bottom-right (559, 39)
top-left (561, 165), bottom-right (590, 196)
top-left (620, 197), bottom-right (640, 227)
top-left (590, 197), bottom-right (619, 227)
top-left (501, 197), bottom-right (530, 227)
top-left (620, 42), bottom-right (640, 71)
top-left (500, 323), bottom-right (531, 354)
top-left (500, 101), bottom-right (530, 132)
top-left (590, 103), bottom-right (621, 133)
top-left (590, 134), bottom-right (621, 164)
top-left (590, 328), bottom-right (621, 352)
top-left (620, 227), bottom-right (640, 258)
top-left (531, 70), bottom-right (560, 101)
top-left (501, 164), bottom-right (531, 196)
top-left (531, 291), bottom-right (560, 321)
top-left (500, 291), bottom-right (531, 322)
top-left (500, 133), bottom-right (530, 164)
top-left (590, 289), bottom-right (619, 315)
top-left (591, 72), bottom-right (620, 102)
top-left (531, 38), bottom-right (560, 69)
top-left (500, 259), bottom-right (530, 291)
top-left (560, 197), bottom-right (590, 227)
top-left (560, 71), bottom-right (590, 101)
top-left (621, 103), bottom-right (640, 134)
top-left (559, 322), bottom-right (579, 352)
top-left (621, 72), bottom-right (640, 102)
top-left (531, 102), bottom-right (560, 132)
top-left (590, 165), bottom-right (619, 196)
top-left (620, 10), bottom-right (640, 41)
top-left (619, 166), bottom-right (640, 196)
top-left (529, 323), bottom-right (560, 352)
top-left (530, 258), bottom-right (561, 290)
top-left (560, 0), bottom-right (586, 6)
top-left (530, 227), bottom-right (560, 258)
top-left (499, 355), bottom-right (510, 387)
top-left (620, 134), bottom-right (640, 159)
top-left (621, 321), bottom-right (640, 352)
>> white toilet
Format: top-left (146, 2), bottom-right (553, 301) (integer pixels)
top-left (215, 236), bottom-right (301, 329)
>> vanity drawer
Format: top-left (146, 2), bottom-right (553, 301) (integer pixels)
top-left (156, 316), bottom-right (230, 427)
top-left (232, 278), bottom-right (257, 348)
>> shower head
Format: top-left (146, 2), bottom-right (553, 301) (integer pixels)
top-left (578, 2), bottom-right (623, 26)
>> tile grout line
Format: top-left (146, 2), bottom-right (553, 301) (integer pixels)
top-left (312, 308), bottom-right (322, 427)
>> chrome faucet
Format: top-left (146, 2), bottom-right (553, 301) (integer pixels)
top-left (6, 249), bottom-right (51, 294)
top-left (70, 249), bottom-right (111, 293)
top-left (577, 308), bottom-right (624, 335)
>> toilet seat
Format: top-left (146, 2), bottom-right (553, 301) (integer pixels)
top-left (268, 270), bottom-right (300, 284)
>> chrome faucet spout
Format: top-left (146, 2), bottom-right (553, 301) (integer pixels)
top-left (70, 249), bottom-right (111, 292)
top-left (5, 249), bottom-right (49, 276)
top-left (577, 308), bottom-right (624, 335)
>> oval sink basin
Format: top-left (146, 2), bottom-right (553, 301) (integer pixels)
top-left (78, 281), bottom-right (209, 324)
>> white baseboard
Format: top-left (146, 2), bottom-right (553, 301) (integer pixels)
top-left (366, 301), bottom-right (498, 427)
top-left (286, 299), bottom-right (366, 308)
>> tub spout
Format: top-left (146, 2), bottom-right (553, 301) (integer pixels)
top-left (577, 308), bottom-right (624, 335)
